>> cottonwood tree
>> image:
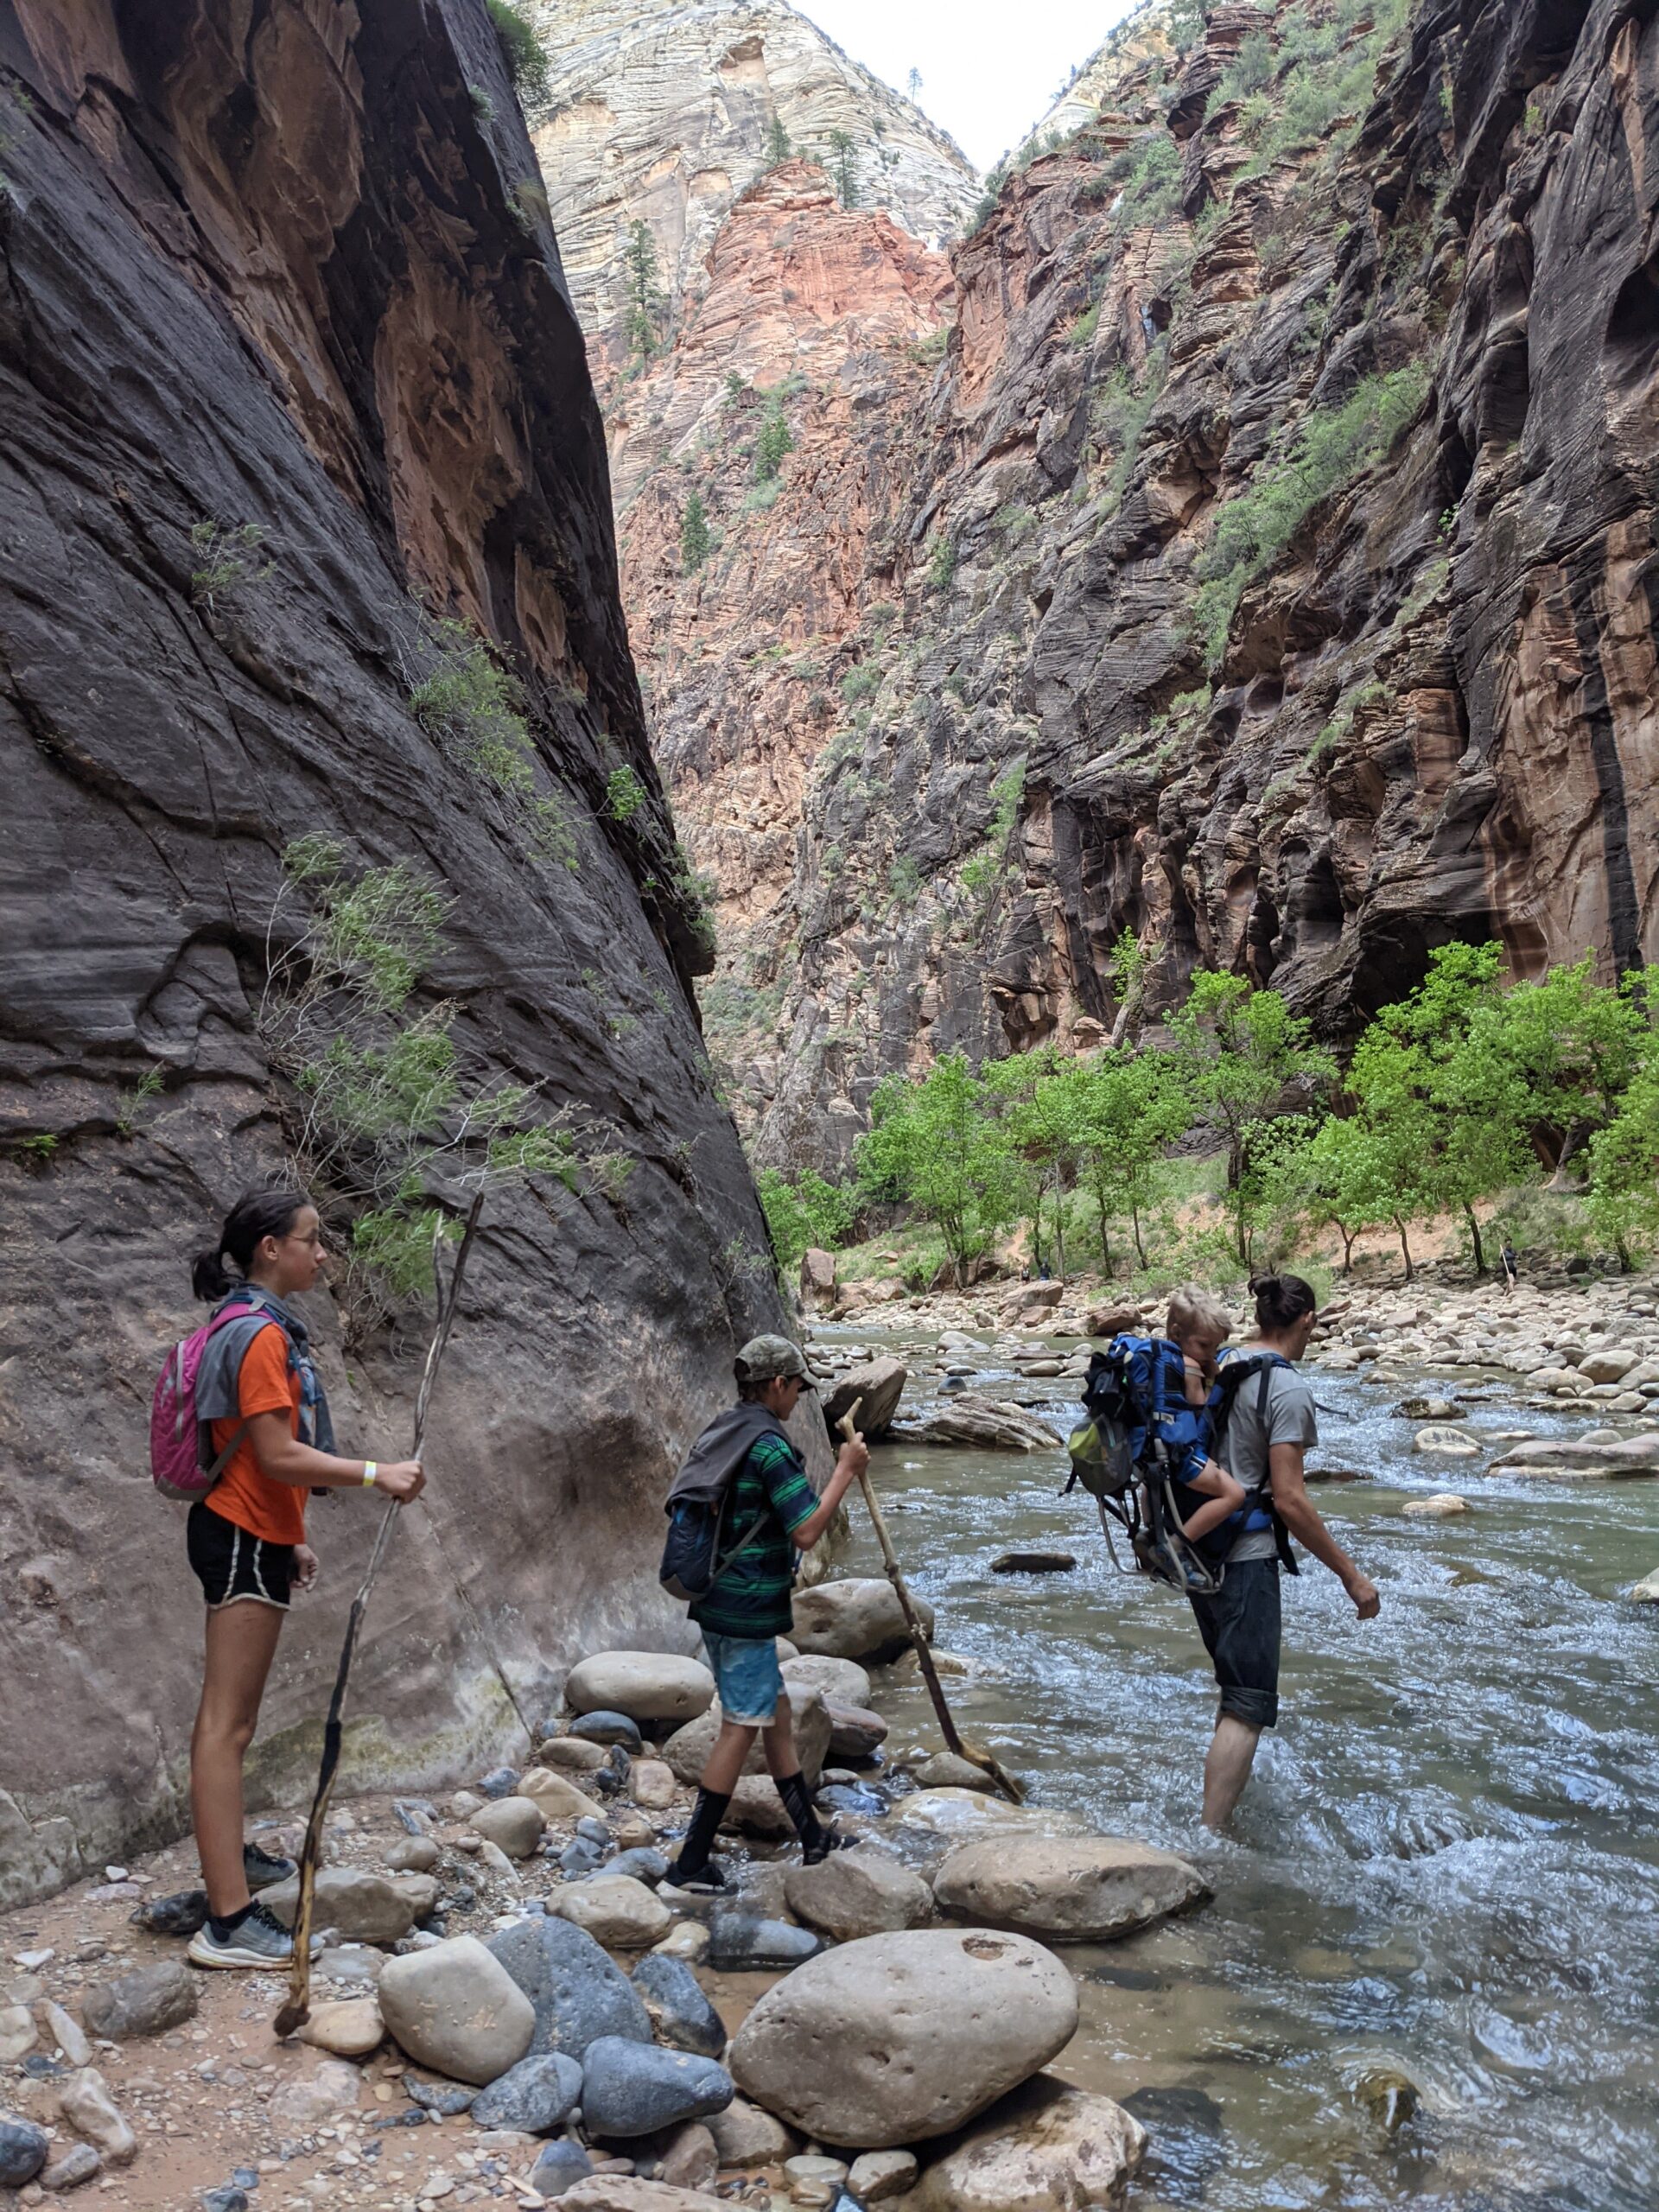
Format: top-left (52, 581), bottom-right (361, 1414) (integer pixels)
top-left (857, 1054), bottom-right (1021, 1284)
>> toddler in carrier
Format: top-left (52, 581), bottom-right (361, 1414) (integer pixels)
top-left (1158, 1285), bottom-right (1246, 1550)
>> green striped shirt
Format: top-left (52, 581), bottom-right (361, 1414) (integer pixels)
top-left (690, 1429), bottom-right (817, 1639)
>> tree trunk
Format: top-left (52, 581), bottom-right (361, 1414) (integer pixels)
top-left (1463, 1202), bottom-right (1486, 1274)
top-left (1130, 1197), bottom-right (1147, 1267)
top-left (1338, 1222), bottom-right (1356, 1273)
top-left (1053, 1173), bottom-right (1066, 1281)
top-left (1394, 1215), bottom-right (1414, 1281)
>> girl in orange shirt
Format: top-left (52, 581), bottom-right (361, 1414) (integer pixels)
top-left (184, 1190), bottom-right (424, 1969)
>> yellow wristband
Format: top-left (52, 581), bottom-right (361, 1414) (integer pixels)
top-left (363, 1460), bottom-right (378, 1486)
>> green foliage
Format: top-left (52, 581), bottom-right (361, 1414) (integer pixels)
top-left (189, 521), bottom-right (270, 611)
top-left (601, 766), bottom-right (646, 825)
top-left (1192, 366), bottom-right (1429, 665)
top-left (680, 488), bottom-right (711, 572)
top-left (113, 1067), bottom-right (164, 1138)
top-left (409, 616), bottom-right (537, 792)
top-left (753, 401), bottom-right (794, 483)
top-left (926, 534), bottom-right (957, 592)
top-left (1069, 301), bottom-right (1102, 348)
top-left (840, 664), bottom-right (880, 706)
top-left (757, 1166), bottom-right (858, 1268)
top-left (826, 128), bottom-right (859, 207)
top-left (511, 178), bottom-right (550, 233)
top-left (1112, 133), bottom-right (1182, 227)
top-left (887, 855), bottom-right (924, 907)
top-left (486, 1), bottom-right (550, 105)
top-left (1168, 0), bottom-right (1206, 52)
top-left (959, 765), bottom-right (1026, 908)
top-left (857, 1055), bottom-right (1025, 1282)
top-left (625, 219), bottom-right (664, 358)
top-left (971, 165), bottom-right (1008, 233)
top-left (1218, 29), bottom-right (1274, 103)
top-left (766, 113), bottom-right (791, 165)
top-left (743, 478), bottom-right (783, 513)
top-left (16, 1131), bottom-right (59, 1164)
top-left (1587, 1022), bottom-right (1659, 1266)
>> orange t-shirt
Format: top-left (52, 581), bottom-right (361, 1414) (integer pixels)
top-left (205, 1322), bottom-right (307, 1547)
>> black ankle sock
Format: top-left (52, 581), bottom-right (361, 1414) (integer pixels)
top-left (209, 1901), bottom-right (255, 1940)
top-left (773, 1770), bottom-right (825, 1850)
top-left (672, 1787), bottom-right (731, 1878)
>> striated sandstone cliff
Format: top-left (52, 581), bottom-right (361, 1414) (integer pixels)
top-left (624, 0), bottom-right (1659, 1167)
top-left (0, 0), bottom-right (821, 1904)
top-left (524, 0), bottom-right (978, 360)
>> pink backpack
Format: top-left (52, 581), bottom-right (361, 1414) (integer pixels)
top-left (149, 1304), bottom-right (262, 1502)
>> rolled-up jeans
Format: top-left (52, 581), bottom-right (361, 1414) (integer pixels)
top-left (1187, 1556), bottom-right (1281, 1730)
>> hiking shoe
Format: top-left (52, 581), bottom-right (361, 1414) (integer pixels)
top-left (187, 1901), bottom-right (305, 1970)
top-left (660, 1858), bottom-right (729, 1897)
top-left (243, 1840), bottom-right (296, 1891)
top-left (802, 1827), bottom-right (855, 1867)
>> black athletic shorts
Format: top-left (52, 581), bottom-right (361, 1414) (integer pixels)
top-left (1188, 1555), bottom-right (1281, 1730)
top-left (187, 1501), bottom-right (294, 1611)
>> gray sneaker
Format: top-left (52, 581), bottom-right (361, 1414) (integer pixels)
top-left (243, 1840), bottom-right (296, 1891)
top-left (187, 1901), bottom-right (307, 1971)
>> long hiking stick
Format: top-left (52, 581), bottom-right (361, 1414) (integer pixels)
top-left (273, 1193), bottom-right (485, 2037)
top-left (836, 1403), bottom-right (1025, 1806)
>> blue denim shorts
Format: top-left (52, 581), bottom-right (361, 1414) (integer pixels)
top-left (702, 1632), bottom-right (785, 1725)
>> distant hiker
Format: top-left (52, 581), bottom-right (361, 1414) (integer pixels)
top-left (1190, 1273), bottom-right (1379, 1831)
top-left (1501, 1239), bottom-right (1519, 1294)
top-left (183, 1190), bottom-right (424, 1968)
top-left (664, 1335), bottom-right (868, 1892)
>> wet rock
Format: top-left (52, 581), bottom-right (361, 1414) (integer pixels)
top-left (791, 1578), bottom-right (935, 1662)
top-left (822, 1357), bottom-right (909, 1440)
top-left (386, 1836), bottom-right (442, 1873)
top-left (469, 1796), bottom-right (547, 1859)
top-left (579, 2036), bottom-right (734, 2137)
top-left (471, 2050), bottom-right (584, 2133)
top-left (378, 1936), bottom-right (536, 2086)
top-left (530, 2137), bottom-right (596, 2197)
top-left (910, 1753), bottom-right (998, 1794)
top-left (912, 1399), bottom-right (1061, 1452)
top-left (552, 1876), bottom-right (672, 1948)
top-left (631, 1955), bottom-right (726, 2056)
top-left (297, 1996), bottom-right (385, 2058)
top-left (1627, 1567), bottom-right (1659, 1602)
top-left (719, 1777), bottom-right (796, 1838)
top-left (55, 2070), bottom-right (137, 2164)
top-left (989, 1550), bottom-right (1077, 1573)
top-left (80, 1960), bottom-right (197, 2040)
top-left (0, 2005), bottom-right (39, 2063)
top-left (784, 1849), bottom-right (932, 1942)
top-left (129, 1887), bottom-right (209, 1937)
top-left (0, 2113), bottom-right (48, 2187)
top-left (1413, 1426), bottom-right (1482, 1458)
top-left (523, 1767), bottom-right (611, 1826)
top-left (38, 2140), bottom-right (100, 2190)
top-left (783, 2152), bottom-right (848, 2205)
top-left (487, 1915), bottom-right (652, 2057)
top-left (728, 1928), bottom-right (1078, 2147)
top-left (903, 2075), bottom-right (1146, 2212)
top-left (933, 1836), bottom-right (1207, 1942)
top-left (1393, 1397), bottom-right (1465, 1420)
top-left (264, 1869), bottom-right (416, 1946)
top-left (824, 1701), bottom-right (889, 1760)
top-left (567, 1655), bottom-right (716, 1726)
top-left (1355, 2065), bottom-right (1419, 2133)
top-left (663, 1682), bottom-right (833, 1789)
top-left (782, 1655), bottom-right (874, 1708)
top-left (849, 2149), bottom-right (918, 2201)
top-left (1402, 1494), bottom-right (1471, 1518)
top-left (887, 1789), bottom-right (1072, 1843)
top-left (569, 1713), bottom-right (647, 1752)
top-left (705, 2095), bottom-right (798, 2166)
top-left (706, 1916), bottom-right (823, 1972)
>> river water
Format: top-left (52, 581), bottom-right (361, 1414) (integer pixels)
top-left (823, 1322), bottom-right (1659, 2212)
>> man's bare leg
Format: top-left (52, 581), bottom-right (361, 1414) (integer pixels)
top-left (1202, 1715), bottom-right (1262, 1830)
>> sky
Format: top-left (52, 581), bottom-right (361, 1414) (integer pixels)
top-left (800, 1), bottom-right (1143, 172)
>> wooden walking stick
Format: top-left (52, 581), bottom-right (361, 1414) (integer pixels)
top-left (837, 1403), bottom-right (1025, 1805)
top-left (274, 1192), bottom-right (485, 2038)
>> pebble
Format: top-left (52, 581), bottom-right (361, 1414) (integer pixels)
top-left (848, 2148), bottom-right (918, 2201)
top-left (37, 2142), bottom-right (99, 2190)
top-left (529, 2138), bottom-right (595, 2197)
top-left (54, 2069), bottom-right (137, 2164)
top-left (40, 2005), bottom-right (91, 2070)
top-left (128, 1889), bottom-right (209, 1937)
top-left (404, 2075), bottom-right (477, 2115)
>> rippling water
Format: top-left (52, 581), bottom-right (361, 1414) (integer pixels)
top-left (825, 1323), bottom-right (1659, 2211)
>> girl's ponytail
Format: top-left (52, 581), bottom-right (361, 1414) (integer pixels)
top-left (191, 1188), bottom-right (308, 1300)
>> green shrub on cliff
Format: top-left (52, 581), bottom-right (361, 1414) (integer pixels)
top-left (487, 1), bottom-right (550, 107)
top-left (409, 615), bottom-right (537, 791)
top-left (680, 489), bottom-right (711, 572)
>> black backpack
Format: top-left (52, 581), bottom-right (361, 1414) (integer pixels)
top-left (658, 1403), bottom-right (785, 1602)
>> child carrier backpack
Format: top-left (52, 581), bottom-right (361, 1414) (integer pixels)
top-left (1065, 1334), bottom-right (1297, 1592)
top-left (659, 1404), bottom-right (785, 1603)
top-left (149, 1301), bottom-right (264, 1502)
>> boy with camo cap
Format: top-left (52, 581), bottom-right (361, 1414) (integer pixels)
top-left (666, 1334), bottom-right (869, 1891)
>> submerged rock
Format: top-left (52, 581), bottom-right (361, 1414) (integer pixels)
top-left (911, 1398), bottom-right (1062, 1452)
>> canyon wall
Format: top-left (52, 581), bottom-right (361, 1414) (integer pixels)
top-left (0, 0), bottom-right (821, 1904)
top-left (524, 0), bottom-right (978, 362)
top-left (621, 0), bottom-right (1659, 1168)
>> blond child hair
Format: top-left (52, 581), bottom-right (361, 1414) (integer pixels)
top-left (1166, 1284), bottom-right (1231, 1344)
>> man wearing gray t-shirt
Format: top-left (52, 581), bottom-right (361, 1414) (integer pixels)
top-left (1192, 1275), bottom-right (1379, 1828)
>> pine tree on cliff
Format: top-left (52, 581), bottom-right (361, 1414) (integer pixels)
top-left (766, 113), bottom-right (791, 166)
top-left (625, 219), bottom-right (664, 359)
top-left (826, 130), bottom-right (859, 208)
top-left (680, 490), bottom-right (710, 574)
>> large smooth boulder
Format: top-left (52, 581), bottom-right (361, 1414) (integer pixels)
top-left (801, 1249), bottom-right (839, 1312)
top-left (913, 1399), bottom-right (1062, 1452)
top-left (791, 1579), bottom-right (934, 1662)
top-left (784, 1849), bottom-right (932, 1942)
top-left (662, 1681), bottom-right (833, 1789)
top-left (825, 1701), bottom-right (889, 1760)
top-left (470, 2050), bottom-right (583, 2133)
top-left (1001, 1282), bottom-right (1065, 1317)
top-left (900, 2075), bottom-right (1146, 2212)
top-left (823, 1358), bottom-right (908, 1440)
top-left (378, 1936), bottom-right (534, 2086)
top-left (567, 1655), bottom-right (715, 1725)
top-left (781, 1654), bottom-right (873, 1708)
top-left (728, 1929), bottom-right (1078, 2148)
top-left (552, 1877), bottom-right (671, 1949)
top-left (1580, 1348), bottom-right (1638, 1383)
top-left (932, 1837), bottom-right (1208, 1943)
top-left (470, 1796), bottom-right (547, 1859)
top-left (1491, 1433), bottom-right (1659, 1478)
top-left (80, 1960), bottom-right (198, 2040)
top-left (578, 2036), bottom-right (734, 2138)
top-left (264, 1868), bottom-right (416, 1946)
top-left (631, 1954), bottom-right (726, 2057)
top-left (486, 1916), bottom-right (652, 2056)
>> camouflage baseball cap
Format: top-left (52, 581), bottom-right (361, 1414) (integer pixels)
top-left (735, 1334), bottom-right (816, 1388)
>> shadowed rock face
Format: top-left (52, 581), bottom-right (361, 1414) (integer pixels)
top-left (0, 0), bottom-right (823, 1905)
top-left (620, 0), bottom-right (1659, 1166)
